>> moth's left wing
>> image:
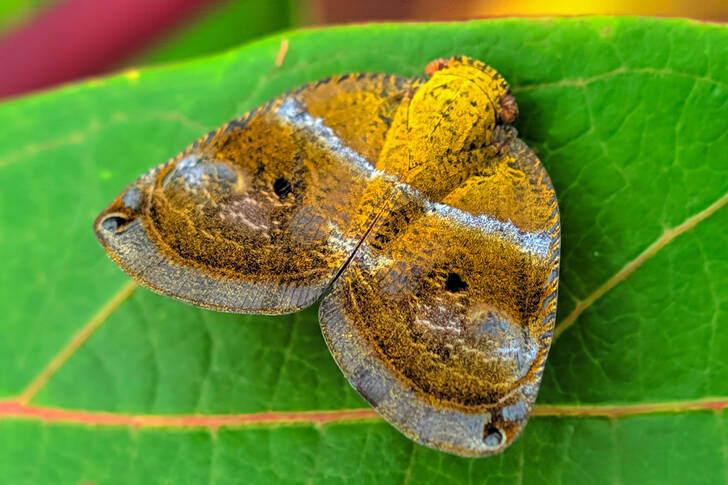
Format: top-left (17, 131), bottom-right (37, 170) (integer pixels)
top-left (319, 131), bottom-right (560, 456)
top-left (94, 74), bottom-right (412, 314)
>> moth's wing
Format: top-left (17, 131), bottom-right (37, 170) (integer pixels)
top-left (319, 130), bottom-right (560, 456)
top-left (94, 74), bottom-right (411, 314)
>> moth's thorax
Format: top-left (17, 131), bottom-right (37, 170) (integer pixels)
top-left (376, 58), bottom-right (511, 200)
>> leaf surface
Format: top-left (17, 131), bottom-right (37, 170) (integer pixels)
top-left (1, 17), bottom-right (727, 484)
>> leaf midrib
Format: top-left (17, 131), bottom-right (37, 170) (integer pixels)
top-left (1, 398), bottom-right (727, 430)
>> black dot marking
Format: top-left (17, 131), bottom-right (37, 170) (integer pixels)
top-left (483, 426), bottom-right (503, 447)
top-left (101, 215), bottom-right (130, 233)
top-left (273, 177), bottom-right (292, 198)
top-left (445, 272), bottom-right (467, 292)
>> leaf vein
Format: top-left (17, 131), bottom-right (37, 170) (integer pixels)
top-left (1, 398), bottom-right (727, 429)
top-left (17, 280), bottom-right (137, 404)
top-left (554, 189), bottom-right (728, 340)
top-left (512, 66), bottom-right (728, 94)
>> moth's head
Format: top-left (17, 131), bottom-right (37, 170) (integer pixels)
top-left (425, 56), bottom-right (518, 125)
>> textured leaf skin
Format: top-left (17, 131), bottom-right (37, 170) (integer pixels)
top-left (1, 17), bottom-right (727, 484)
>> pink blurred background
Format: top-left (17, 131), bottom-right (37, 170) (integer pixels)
top-left (1, 0), bottom-right (725, 100)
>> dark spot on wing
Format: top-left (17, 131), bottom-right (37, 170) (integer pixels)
top-left (445, 272), bottom-right (467, 292)
top-left (273, 177), bottom-right (292, 198)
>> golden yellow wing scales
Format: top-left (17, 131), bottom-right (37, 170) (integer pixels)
top-left (377, 57), bottom-right (514, 199)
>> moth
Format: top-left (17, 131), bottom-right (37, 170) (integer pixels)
top-left (94, 56), bottom-right (560, 457)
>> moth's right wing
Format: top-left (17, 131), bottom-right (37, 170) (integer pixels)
top-left (319, 129), bottom-right (561, 456)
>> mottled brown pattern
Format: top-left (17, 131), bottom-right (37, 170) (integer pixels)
top-left (95, 57), bottom-right (560, 457)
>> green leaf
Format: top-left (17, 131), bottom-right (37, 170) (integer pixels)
top-left (1, 17), bottom-right (727, 484)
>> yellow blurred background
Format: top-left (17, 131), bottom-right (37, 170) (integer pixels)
top-left (1, 0), bottom-right (725, 100)
top-left (312, 0), bottom-right (728, 22)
